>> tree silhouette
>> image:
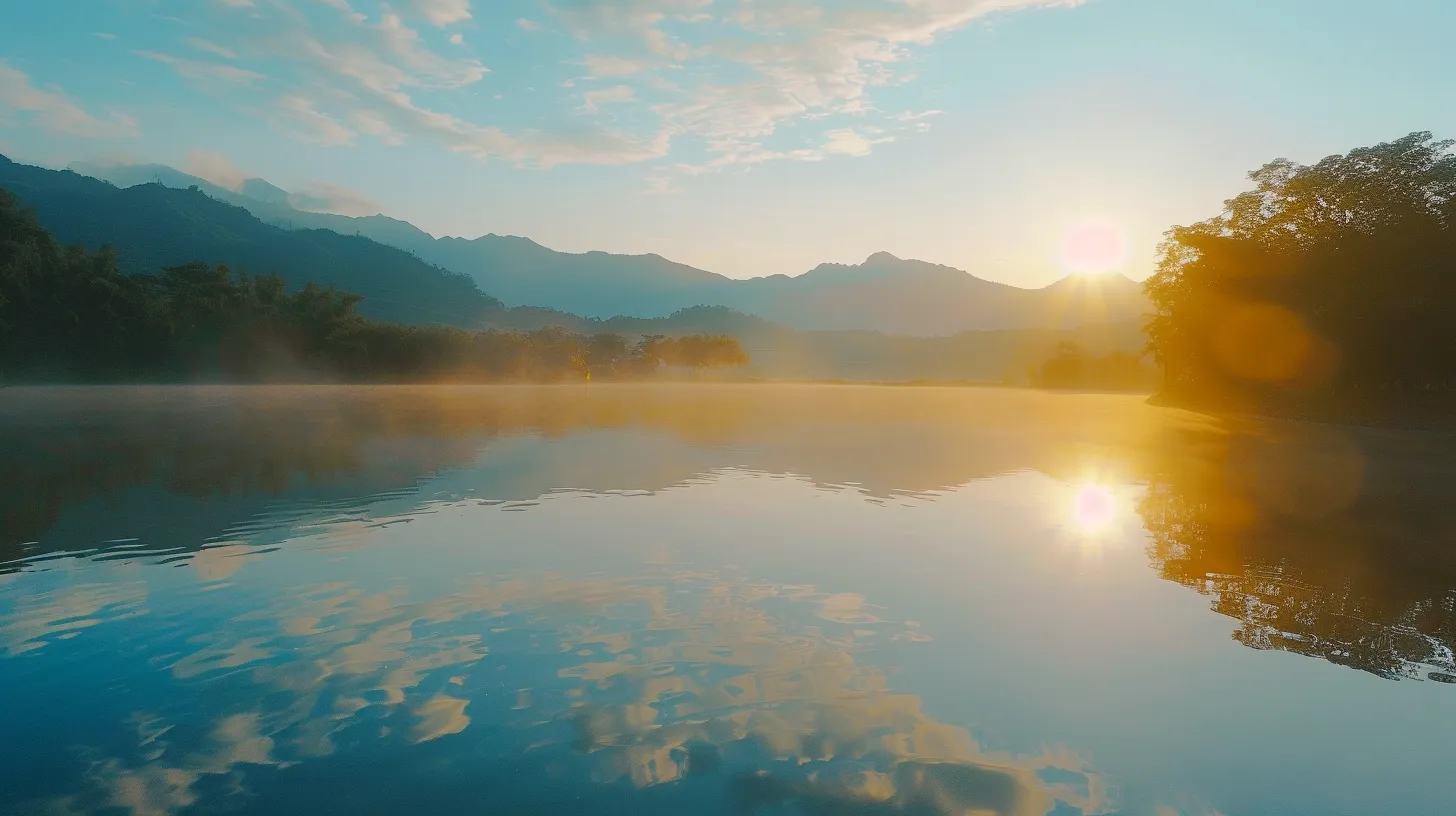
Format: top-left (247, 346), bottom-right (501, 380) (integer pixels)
top-left (1031, 341), bottom-right (1155, 390)
top-left (1138, 422), bottom-right (1456, 683)
top-left (1145, 132), bottom-right (1456, 414)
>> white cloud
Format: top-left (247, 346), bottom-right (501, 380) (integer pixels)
top-left (895, 109), bottom-right (946, 132)
top-left (186, 38), bottom-right (238, 60)
top-left (222, 3), bottom-right (664, 167)
top-left (582, 84), bottom-right (635, 112)
top-left (216, 0), bottom-right (254, 7)
top-left (349, 109), bottom-right (405, 146)
top-left (185, 148), bottom-right (247, 190)
top-left (399, 0), bottom-right (472, 27)
top-left (147, 0), bottom-right (1068, 172)
top-left (288, 179), bottom-right (384, 216)
top-left (94, 32), bottom-right (117, 40)
top-left (273, 95), bottom-right (355, 146)
top-left (136, 51), bottom-right (264, 87)
top-left (584, 54), bottom-right (648, 77)
top-left (0, 61), bottom-right (138, 138)
top-left (822, 128), bottom-right (892, 157)
top-left (552, 0), bottom-right (712, 58)
top-left (646, 0), bottom-right (1068, 171)
top-left (895, 109), bottom-right (946, 121)
top-left (272, 9), bottom-right (488, 91)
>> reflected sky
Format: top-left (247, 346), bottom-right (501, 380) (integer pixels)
top-left (2, 385), bottom-right (1455, 815)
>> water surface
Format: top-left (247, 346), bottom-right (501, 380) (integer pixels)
top-left (2, 385), bottom-right (1454, 815)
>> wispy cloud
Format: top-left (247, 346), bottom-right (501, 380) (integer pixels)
top-left (584, 54), bottom-right (648, 77)
top-left (182, 1), bottom-right (668, 167)
top-left (175, 145), bottom-right (384, 215)
top-left (349, 109), bottom-right (405, 146)
top-left (895, 109), bottom-right (946, 132)
top-left (551, 0), bottom-right (712, 58)
top-left (186, 38), bottom-right (238, 60)
top-left (185, 148), bottom-right (247, 190)
top-left (94, 32), bottom-right (117, 40)
top-left (85, 0), bottom-right (1069, 174)
top-left (895, 110), bottom-right (946, 121)
top-left (136, 50), bottom-right (264, 87)
top-left (582, 84), bottom-right (635, 112)
top-left (273, 95), bottom-right (355, 146)
top-left (556, 0), bottom-right (1073, 175)
top-left (822, 128), bottom-right (893, 157)
top-left (399, 0), bottom-right (472, 27)
top-left (0, 61), bottom-right (138, 138)
top-left (289, 179), bottom-right (384, 216)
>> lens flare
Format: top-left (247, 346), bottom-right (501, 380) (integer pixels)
top-left (1071, 483), bottom-right (1117, 534)
top-left (1059, 220), bottom-right (1128, 275)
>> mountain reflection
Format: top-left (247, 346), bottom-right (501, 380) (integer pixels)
top-left (27, 572), bottom-right (1108, 815)
top-left (4, 383), bottom-right (1455, 689)
top-left (0, 384), bottom-right (1174, 563)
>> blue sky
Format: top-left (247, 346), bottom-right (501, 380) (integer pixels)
top-left (1, 0), bottom-right (1453, 285)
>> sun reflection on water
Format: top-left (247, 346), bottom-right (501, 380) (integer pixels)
top-left (1070, 482), bottom-right (1119, 536)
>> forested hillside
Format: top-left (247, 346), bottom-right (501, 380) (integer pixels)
top-left (1, 155), bottom-right (499, 327)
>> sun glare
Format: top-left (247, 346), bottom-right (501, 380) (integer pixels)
top-left (1059, 220), bottom-right (1128, 276)
top-left (1070, 483), bottom-right (1118, 535)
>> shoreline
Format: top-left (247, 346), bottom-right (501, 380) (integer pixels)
top-left (0, 378), bottom-right (1155, 395)
top-left (1147, 391), bottom-right (1456, 433)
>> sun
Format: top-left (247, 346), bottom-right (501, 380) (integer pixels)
top-left (1059, 219), bottom-right (1128, 276)
top-left (1070, 482), bottom-right (1119, 535)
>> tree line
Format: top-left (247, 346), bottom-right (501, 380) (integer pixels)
top-left (1145, 131), bottom-right (1456, 412)
top-left (1028, 341), bottom-right (1158, 391)
top-left (0, 189), bottom-right (748, 383)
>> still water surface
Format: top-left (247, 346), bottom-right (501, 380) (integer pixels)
top-left (2, 385), bottom-right (1454, 815)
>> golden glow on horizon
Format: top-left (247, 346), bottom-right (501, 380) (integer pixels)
top-left (1059, 219), bottom-right (1129, 276)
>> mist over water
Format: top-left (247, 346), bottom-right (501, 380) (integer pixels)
top-left (2, 385), bottom-right (1454, 815)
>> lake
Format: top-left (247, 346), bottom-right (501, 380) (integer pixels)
top-left (2, 384), bottom-right (1453, 816)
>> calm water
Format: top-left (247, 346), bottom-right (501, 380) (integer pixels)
top-left (2, 385), bottom-right (1454, 816)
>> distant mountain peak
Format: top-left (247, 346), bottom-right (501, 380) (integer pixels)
top-left (865, 251), bottom-right (902, 264)
top-left (240, 177), bottom-right (292, 206)
top-left (1044, 271), bottom-right (1143, 292)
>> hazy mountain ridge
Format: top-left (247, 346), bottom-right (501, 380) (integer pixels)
top-left (70, 160), bottom-right (1152, 335)
top-left (3, 156), bottom-right (775, 337)
top-left (3, 156), bottom-right (498, 327)
top-left (4, 154), bottom-right (1148, 384)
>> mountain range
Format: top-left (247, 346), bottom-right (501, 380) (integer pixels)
top-left (67, 159), bottom-right (1151, 336)
top-left (2, 153), bottom-right (1153, 383)
top-left (1, 156), bottom-right (498, 327)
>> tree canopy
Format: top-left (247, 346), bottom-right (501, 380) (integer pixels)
top-left (1145, 132), bottom-right (1456, 410)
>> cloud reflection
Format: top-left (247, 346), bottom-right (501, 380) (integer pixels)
top-left (37, 572), bottom-right (1110, 815)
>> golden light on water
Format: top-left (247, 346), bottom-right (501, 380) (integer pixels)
top-left (1059, 219), bottom-right (1128, 275)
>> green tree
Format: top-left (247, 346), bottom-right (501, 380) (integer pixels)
top-left (1145, 132), bottom-right (1456, 407)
